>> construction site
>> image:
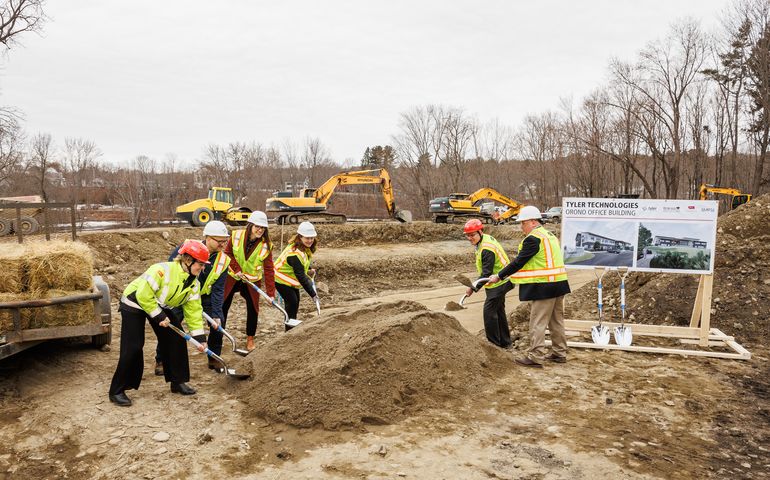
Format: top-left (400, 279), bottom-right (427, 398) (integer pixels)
top-left (0, 192), bottom-right (766, 479)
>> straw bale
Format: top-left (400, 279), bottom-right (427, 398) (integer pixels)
top-left (29, 289), bottom-right (95, 329)
top-left (0, 245), bottom-right (28, 294)
top-left (26, 241), bottom-right (94, 293)
top-left (0, 293), bottom-right (32, 333)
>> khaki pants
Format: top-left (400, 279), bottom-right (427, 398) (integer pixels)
top-left (527, 295), bottom-right (567, 361)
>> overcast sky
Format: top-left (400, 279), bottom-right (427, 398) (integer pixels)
top-left (0, 0), bottom-right (730, 167)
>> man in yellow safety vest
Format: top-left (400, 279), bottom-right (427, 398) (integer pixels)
top-left (488, 206), bottom-right (570, 367)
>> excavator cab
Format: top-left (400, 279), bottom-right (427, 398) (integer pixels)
top-left (731, 194), bottom-right (751, 210)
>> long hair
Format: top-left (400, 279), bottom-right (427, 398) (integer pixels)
top-left (289, 233), bottom-right (317, 253)
top-left (246, 223), bottom-right (273, 250)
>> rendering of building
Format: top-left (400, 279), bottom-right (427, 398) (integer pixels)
top-left (652, 235), bottom-right (707, 248)
top-left (575, 232), bottom-right (632, 252)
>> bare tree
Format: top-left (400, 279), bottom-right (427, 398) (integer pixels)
top-left (63, 137), bottom-right (101, 205)
top-left (0, 114), bottom-right (23, 187)
top-left (0, 0), bottom-right (45, 49)
top-left (28, 132), bottom-right (52, 201)
top-left (302, 137), bottom-right (331, 186)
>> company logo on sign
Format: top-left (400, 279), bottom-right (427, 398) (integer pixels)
top-left (688, 205), bottom-right (696, 210)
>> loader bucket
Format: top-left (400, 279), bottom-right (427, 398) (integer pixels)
top-left (395, 209), bottom-right (413, 223)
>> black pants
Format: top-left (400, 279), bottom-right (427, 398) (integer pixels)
top-left (483, 283), bottom-right (513, 348)
top-left (275, 283), bottom-right (300, 331)
top-left (223, 278), bottom-right (261, 336)
top-left (109, 306), bottom-right (190, 395)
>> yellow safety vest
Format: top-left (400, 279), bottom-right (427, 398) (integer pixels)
top-left (475, 234), bottom-right (511, 289)
top-left (510, 226), bottom-right (568, 284)
top-left (274, 243), bottom-right (311, 288)
top-left (121, 261), bottom-right (205, 336)
top-left (200, 250), bottom-right (231, 295)
top-left (228, 229), bottom-right (270, 282)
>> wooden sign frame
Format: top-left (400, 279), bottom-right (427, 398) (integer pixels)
top-left (550, 272), bottom-right (751, 360)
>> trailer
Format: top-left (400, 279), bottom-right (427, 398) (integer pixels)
top-left (0, 276), bottom-right (111, 360)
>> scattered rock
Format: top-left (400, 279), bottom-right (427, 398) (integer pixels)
top-left (108, 438), bottom-right (121, 445)
top-left (197, 430), bottom-right (213, 444)
top-left (664, 400), bottom-right (675, 407)
top-left (154, 447), bottom-right (167, 455)
top-left (152, 431), bottom-right (170, 442)
top-left (376, 445), bottom-right (388, 457)
top-left (734, 323), bottom-right (743, 330)
top-left (604, 448), bottom-right (621, 456)
top-left (276, 405), bottom-right (289, 415)
top-left (161, 231), bottom-right (170, 240)
top-left (275, 436), bottom-right (283, 443)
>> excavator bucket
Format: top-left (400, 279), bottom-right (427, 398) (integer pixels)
top-left (395, 209), bottom-right (413, 223)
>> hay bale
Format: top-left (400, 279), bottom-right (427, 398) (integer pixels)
top-left (0, 293), bottom-right (32, 333)
top-left (26, 241), bottom-right (94, 293)
top-left (0, 245), bottom-right (28, 294)
top-left (29, 290), bottom-right (95, 329)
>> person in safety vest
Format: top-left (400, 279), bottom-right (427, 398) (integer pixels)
top-left (108, 240), bottom-right (211, 407)
top-left (463, 218), bottom-right (514, 349)
top-left (223, 210), bottom-right (276, 351)
top-left (488, 206), bottom-right (570, 367)
top-left (274, 221), bottom-right (319, 331)
top-left (154, 221), bottom-right (231, 375)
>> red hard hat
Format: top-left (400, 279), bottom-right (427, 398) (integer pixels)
top-left (179, 239), bottom-right (211, 264)
top-left (463, 218), bottom-right (484, 234)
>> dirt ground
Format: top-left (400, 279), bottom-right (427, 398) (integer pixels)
top-left (0, 218), bottom-right (768, 479)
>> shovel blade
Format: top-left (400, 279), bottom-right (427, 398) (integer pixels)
top-left (224, 368), bottom-right (250, 380)
top-left (591, 325), bottom-right (611, 346)
top-left (285, 318), bottom-right (302, 328)
top-left (614, 326), bottom-right (633, 347)
top-left (453, 274), bottom-right (474, 288)
top-left (233, 348), bottom-right (252, 357)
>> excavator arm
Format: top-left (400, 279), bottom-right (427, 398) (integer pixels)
top-left (312, 169), bottom-right (399, 217)
top-left (466, 188), bottom-right (524, 220)
top-left (699, 183), bottom-right (752, 210)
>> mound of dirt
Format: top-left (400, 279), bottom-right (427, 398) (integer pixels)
top-left (235, 301), bottom-right (511, 429)
top-left (534, 194), bottom-right (770, 346)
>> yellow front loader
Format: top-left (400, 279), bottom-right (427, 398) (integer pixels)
top-left (175, 187), bottom-right (252, 226)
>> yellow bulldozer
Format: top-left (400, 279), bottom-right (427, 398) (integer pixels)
top-left (175, 187), bottom-right (252, 226)
top-left (265, 168), bottom-right (412, 224)
top-left (698, 184), bottom-right (752, 211)
top-left (428, 188), bottom-right (523, 224)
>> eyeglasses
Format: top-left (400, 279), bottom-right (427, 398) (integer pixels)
top-left (209, 237), bottom-right (228, 245)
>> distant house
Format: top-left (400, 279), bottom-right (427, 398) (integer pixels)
top-left (653, 236), bottom-right (707, 248)
top-left (575, 232), bottom-right (631, 252)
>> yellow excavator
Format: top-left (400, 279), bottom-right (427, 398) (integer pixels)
top-left (265, 168), bottom-right (412, 224)
top-left (176, 187), bottom-right (252, 226)
top-left (698, 184), bottom-right (752, 211)
top-left (429, 188), bottom-right (523, 224)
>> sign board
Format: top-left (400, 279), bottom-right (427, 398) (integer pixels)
top-left (560, 198), bottom-right (719, 274)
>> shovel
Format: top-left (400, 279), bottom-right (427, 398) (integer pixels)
top-left (202, 311), bottom-right (251, 357)
top-left (591, 268), bottom-right (610, 346)
top-left (310, 272), bottom-right (321, 318)
top-left (167, 323), bottom-right (250, 380)
top-left (450, 275), bottom-right (490, 310)
top-left (242, 278), bottom-right (302, 328)
top-left (613, 269), bottom-right (633, 347)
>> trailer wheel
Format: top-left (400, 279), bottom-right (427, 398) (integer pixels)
top-left (12, 216), bottom-right (39, 234)
top-left (92, 330), bottom-right (111, 347)
top-left (192, 207), bottom-right (213, 226)
top-left (0, 218), bottom-right (11, 236)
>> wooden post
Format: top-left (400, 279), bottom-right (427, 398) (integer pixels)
top-left (70, 205), bottom-right (77, 241)
top-left (689, 275), bottom-right (705, 328)
top-left (15, 206), bottom-right (22, 244)
top-left (698, 275), bottom-right (714, 346)
top-left (43, 204), bottom-right (50, 241)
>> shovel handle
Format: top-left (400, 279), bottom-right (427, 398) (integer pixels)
top-left (168, 324), bottom-right (223, 362)
top-left (242, 278), bottom-right (294, 325)
top-left (202, 311), bottom-right (238, 347)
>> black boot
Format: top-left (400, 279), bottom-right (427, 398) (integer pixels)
top-left (208, 357), bottom-right (223, 373)
top-left (154, 361), bottom-right (164, 376)
top-left (109, 392), bottom-right (132, 406)
top-left (170, 383), bottom-right (196, 395)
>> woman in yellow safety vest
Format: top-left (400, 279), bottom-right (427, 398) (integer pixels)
top-left (108, 239), bottom-right (211, 407)
top-left (463, 218), bottom-right (514, 349)
top-left (274, 221), bottom-right (319, 330)
top-left (223, 211), bottom-right (276, 351)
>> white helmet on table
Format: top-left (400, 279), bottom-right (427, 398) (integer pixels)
top-left (517, 205), bottom-right (543, 223)
top-left (297, 221), bottom-right (317, 238)
top-left (202, 220), bottom-right (229, 237)
top-left (247, 211), bottom-right (269, 227)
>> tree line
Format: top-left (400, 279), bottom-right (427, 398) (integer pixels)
top-left (0, 0), bottom-right (768, 223)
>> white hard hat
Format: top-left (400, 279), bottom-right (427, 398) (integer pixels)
top-left (517, 205), bottom-right (543, 222)
top-left (247, 211), bottom-right (269, 227)
top-left (297, 221), bottom-right (317, 238)
top-left (202, 220), bottom-right (229, 237)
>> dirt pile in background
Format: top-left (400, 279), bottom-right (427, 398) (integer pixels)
top-left (553, 193), bottom-right (770, 346)
top-left (235, 301), bottom-right (511, 430)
